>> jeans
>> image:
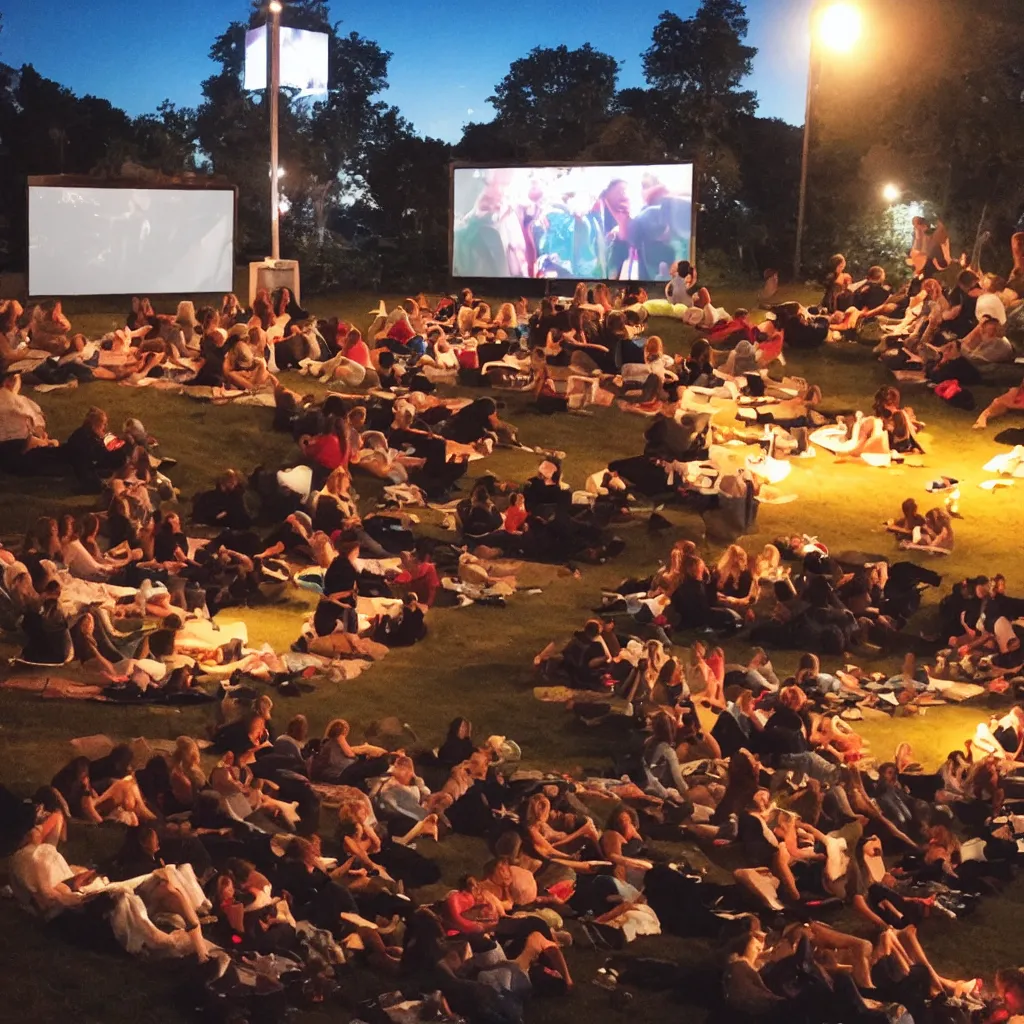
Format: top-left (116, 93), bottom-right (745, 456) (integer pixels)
top-left (377, 786), bottom-right (429, 823)
top-left (645, 742), bottom-right (689, 797)
top-left (776, 751), bottom-right (839, 785)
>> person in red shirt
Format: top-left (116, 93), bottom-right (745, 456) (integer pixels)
top-left (502, 492), bottom-right (528, 534)
top-left (393, 549), bottom-right (439, 606)
top-left (708, 308), bottom-right (757, 348)
top-left (300, 422), bottom-right (344, 484)
top-left (386, 314), bottom-right (416, 347)
top-left (445, 875), bottom-right (502, 934)
top-left (343, 328), bottom-right (371, 368)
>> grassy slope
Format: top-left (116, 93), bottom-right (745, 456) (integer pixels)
top-left (1, 286), bottom-right (1022, 1022)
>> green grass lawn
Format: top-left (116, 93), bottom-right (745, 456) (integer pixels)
top-left (1, 285), bottom-right (1023, 1023)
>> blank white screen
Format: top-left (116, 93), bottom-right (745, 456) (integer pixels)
top-left (29, 186), bottom-right (235, 296)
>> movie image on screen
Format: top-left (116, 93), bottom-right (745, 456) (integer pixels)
top-left (29, 186), bottom-right (235, 296)
top-left (451, 163), bottom-right (693, 282)
top-left (244, 24), bottom-right (329, 96)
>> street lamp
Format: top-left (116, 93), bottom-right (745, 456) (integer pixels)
top-left (818, 3), bottom-right (862, 53)
top-left (268, 0), bottom-right (283, 259)
top-left (793, 2), bottom-right (863, 280)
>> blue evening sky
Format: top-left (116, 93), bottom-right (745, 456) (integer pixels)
top-left (0, 0), bottom-right (814, 140)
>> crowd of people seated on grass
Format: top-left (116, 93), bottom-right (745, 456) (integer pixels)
top-left (5, 221), bottom-right (1024, 1022)
top-left (7, 564), bottom-right (1024, 1023)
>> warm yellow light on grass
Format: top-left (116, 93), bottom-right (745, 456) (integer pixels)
top-left (882, 183), bottom-right (901, 203)
top-left (818, 2), bottom-right (863, 53)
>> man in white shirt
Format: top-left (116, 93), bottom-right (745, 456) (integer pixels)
top-left (0, 372), bottom-right (47, 445)
top-left (9, 818), bottom-right (95, 920)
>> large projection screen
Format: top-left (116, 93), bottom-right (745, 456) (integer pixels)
top-left (451, 163), bottom-right (694, 282)
top-left (29, 186), bottom-right (236, 296)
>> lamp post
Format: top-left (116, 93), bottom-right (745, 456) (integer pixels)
top-left (268, 0), bottom-right (283, 260)
top-left (793, 2), bottom-right (863, 280)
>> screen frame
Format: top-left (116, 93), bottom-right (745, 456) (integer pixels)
top-left (26, 176), bottom-right (239, 298)
top-left (448, 159), bottom-right (698, 283)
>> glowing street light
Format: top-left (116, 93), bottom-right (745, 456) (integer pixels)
top-left (268, 1), bottom-right (283, 12)
top-left (882, 183), bottom-right (901, 204)
top-left (794, 2), bottom-right (863, 279)
top-left (818, 2), bottom-right (863, 53)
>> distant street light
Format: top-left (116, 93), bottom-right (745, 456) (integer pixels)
top-left (794, 2), bottom-right (864, 280)
top-left (882, 183), bottom-right (901, 204)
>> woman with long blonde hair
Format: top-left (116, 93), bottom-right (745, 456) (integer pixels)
top-left (494, 302), bottom-right (518, 329)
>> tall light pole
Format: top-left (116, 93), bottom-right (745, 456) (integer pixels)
top-left (268, 0), bottom-right (283, 260)
top-left (793, 2), bottom-right (863, 280)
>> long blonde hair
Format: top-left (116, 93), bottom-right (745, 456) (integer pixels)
top-left (496, 302), bottom-right (518, 328)
top-left (172, 736), bottom-right (200, 769)
top-left (753, 543), bottom-right (781, 579)
top-left (456, 306), bottom-right (477, 336)
top-left (716, 544), bottom-right (748, 585)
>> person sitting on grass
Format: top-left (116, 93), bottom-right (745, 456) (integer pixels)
top-left (885, 497), bottom-right (926, 539)
top-left (64, 406), bottom-right (137, 494)
top-left (898, 507), bottom-right (954, 555)
top-left (973, 375), bottom-right (1024, 429)
top-left (0, 371), bottom-right (65, 475)
top-left (50, 755), bottom-right (157, 827)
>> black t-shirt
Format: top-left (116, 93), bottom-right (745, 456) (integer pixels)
top-left (764, 706), bottom-right (809, 753)
top-left (263, 521), bottom-right (307, 553)
top-left (65, 425), bottom-right (107, 467)
top-left (671, 577), bottom-right (712, 627)
top-left (852, 282), bottom-right (892, 311)
top-left (154, 530), bottom-right (187, 563)
top-left (200, 336), bottom-right (227, 375)
top-left (947, 289), bottom-right (979, 336)
top-left (715, 569), bottom-right (753, 601)
top-left (323, 554), bottom-right (357, 596)
top-left (462, 504), bottom-right (502, 537)
top-left (107, 513), bottom-right (140, 549)
top-left (445, 399), bottom-right (496, 444)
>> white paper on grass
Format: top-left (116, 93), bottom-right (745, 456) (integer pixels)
top-left (244, 24), bottom-right (329, 96)
top-left (28, 186), bottom-right (234, 296)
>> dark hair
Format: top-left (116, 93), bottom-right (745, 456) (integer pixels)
top-left (689, 338), bottom-right (711, 363)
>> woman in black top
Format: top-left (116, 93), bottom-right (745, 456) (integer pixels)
top-left (441, 397), bottom-right (500, 445)
top-left (438, 717), bottom-right (474, 767)
top-left (273, 287), bottom-right (309, 333)
top-left (458, 485), bottom-right (504, 540)
top-left (679, 338), bottom-right (714, 386)
top-left (712, 544), bottom-right (755, 612)
top-left (670, 555), bottom-right (743, 634)
top-left (154, 512), bottom-right (189, 564)
top-left (188, 328), bottom-right (230, 387)
top-left (874, 386), bottom-right (923, 454)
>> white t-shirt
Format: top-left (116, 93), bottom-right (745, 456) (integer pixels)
top-left (665, 276), bottom-right (692, 306)
top-left (975, 292), bottom-right (1007, 324)
top-left (0, 389), bottom-right (46, 443)
top-left (9, 842), bottom-right (82, 919)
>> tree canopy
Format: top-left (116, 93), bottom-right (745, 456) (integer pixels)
top-left (1, 0), bottom-right (1022, 285)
